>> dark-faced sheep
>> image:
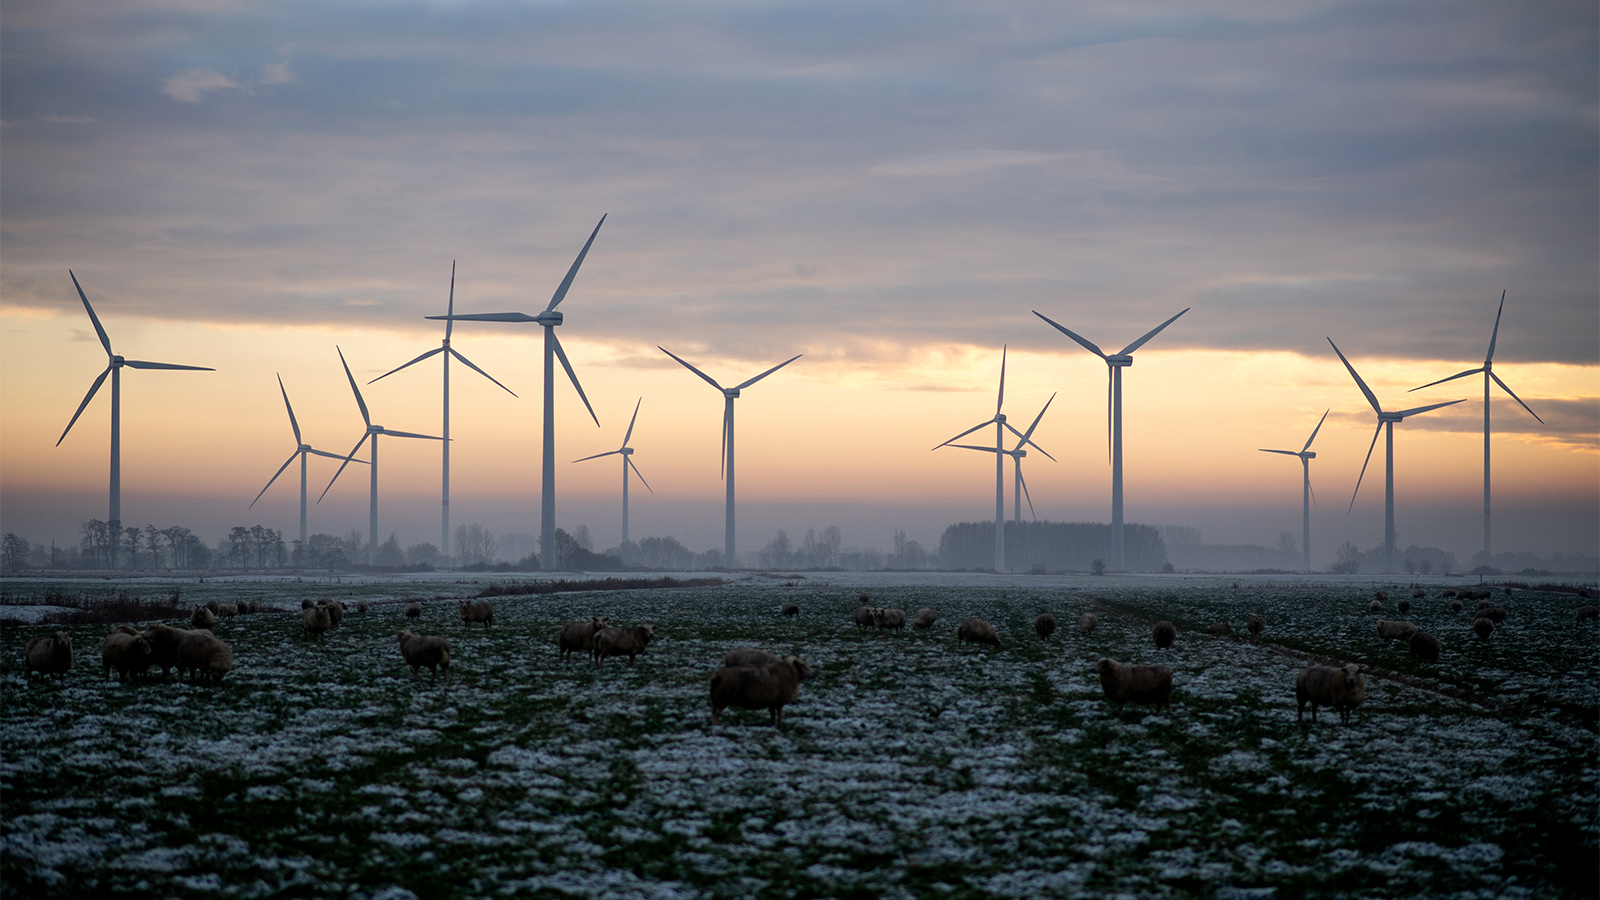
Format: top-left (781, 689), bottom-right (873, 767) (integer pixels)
top-left (709, 655), bottom-right (815, 729)
top-left (853, 605), bottom-right (877, 627)
top-left (404, 602), bottom-right (421, 620)
top-left (781, 603), bottom-right (799, 618)
top-left (302, 605), bottom-right (333, 638)
top-left (912, 607), bottom-right (938, 630)
top-left (100, 630), bottom-right (152, 682)
top-left (189, 606), bottom-right (216, 630)
top-left (1472, 616), bottom-right (1494, 639)
top-left (1408, 631), bottom-right (1442, 662)
top-left (1034, 614), bottom-right (1057, 639)
top-left (139, 624), bottom-right (187, 679)
top-left (722, 647), bottom-right (781, 667)
top-left (357, 600), bottom-right (370, 614)
top-left (1295, 664), bottom-right (1366, 724)
top-left (1094, 658), bottom-right (1173, 713)
top-left (1205, 622), bottom-right (1233, 636)
top-left (1450, 599), bottom-right (1463, 613)
top-left (1246, 614), bottom-right (1263, 637)
top-left (176, 630), bottom-right (233, 685)
top-left (397, 630), bottom-right (451, 682)
top-left (458, 600), bottom-right (493, 629)
top-left (302, 598), bottom-right (317, 610)
top-left (593, 624), bottom-right (656, 667)
top-left (24, 633), bottom-right (73, 685)
top-left (956, 617), bottom-right (1003, 649)
top-left (1152, 621), bottom-right (1176, 649)
top-left (1579, 605), bottom-right (1598, 623)
top-left (1375, 620), bottom-right (1418, 642)
top-left (1369, 599), bottom-right (1383, 613)
top-left (1397, 599), bottom-right (1411, 614)
top-left (558, 617), bottom-right (609, 662)
top-left (324, 599), bottom-right (346, 627)
top-left (873, 608), bottom-right (908, 631)
top-left (1078, 613), bottom-right (1099, 636)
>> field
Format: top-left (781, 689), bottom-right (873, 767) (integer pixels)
top-left (2, 572), bottom-right (1596, 899)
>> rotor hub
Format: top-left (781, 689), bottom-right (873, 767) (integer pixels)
top-left (536, 311), bottom-right (564, 326)
top-left (1106, 355), bottom-right (1133, 367)
top-left (726, 388), bottom-right (740, 399)
top-left (110, 355), bottom-right (125, 367)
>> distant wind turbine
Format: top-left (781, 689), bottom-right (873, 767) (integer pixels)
top-left (946, 392), bottom-right (1057, 525)
top-left (1034, 307), bottom-right (1189, 571)
top-left (249, 374), bottom-right (368, 550)
top-left (1408, 291), bottom-right (1542, 559)
top-left (1329, 338), bottom-right (1465, 574)
top-left (370, 261), bottom-right (517, 568)
top-left (1258, 409), bottom-right (1328, 573)
top-left (319, 347), bottom-right (445, 566)
top-left (574, 398), bottom-right (653, 545)
top-left (56, 271), bottom-right (214, 567)
top-left (660, 347), bottom-right (802, 569)
top-left (428, 217), bottom-right (605, 571)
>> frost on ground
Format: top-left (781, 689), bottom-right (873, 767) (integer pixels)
top-left (1, 573), bottom-right (1596, 899)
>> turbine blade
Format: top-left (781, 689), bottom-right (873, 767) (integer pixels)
top-left (383, 429), bottom-right (446, 440)
top-left (306, 448), bottom-right (367, 463)
top-left (69, 270), bottom-right (113, 357)
top-left (445, 260), bottom-right (456, 340)
top-left (733, 353), bottom-right (802, 391)
top-left (1003, 421), bottom-right (1056, 461)
top-left (547, 214), bottom-right (607, 312)
top-left (1106, 367), bottom-right (1113, 465)
top-left (1393, 398), bottom-right (1467, 418)
top-left (1306, 459), bottom-right (1317, 506)
top-left (1019, 465), bottom-right (1037, 520)
top-left (1019, 392), bottom-right (1056, 443)
top-left (996, 345), bottom-right (1007, 417)
top-left (573, 449), bottom-right (622, 463)
top-left (1408, 366), bottom-right (1482, 393)
top-left (1348, 421), bottom-right (1382, 514)
top-left (450, 348), bottom-right (517, 397)
top-left (278, 374), bottom-right (302, 445)
top-left (1328, 338), bottom-right (1383, 415)
top-left (1118, 307), bottom-right (1190, 356)
top-left (1032, 310), bottom-right (1106, 358)
top-left (947, 443), bottom-right (1002, 453)
top-left (1489, 371), bottom-right (1543, 424)
top-left (552, 333), bottom-right (600, 427)
top-left (250, 451), bottom-right (300, 508)
top-left (627, 455), bottom-right (655, 494)
top-left (369, 346), bottom-right (445, 384)
top-left (623, 397), bottom-right (642, 446)
top-left (318, 433), bottom-right (369, 503)
top-left (659, 347), bottom-right (725, 390)
top-left (1302, 408), bottom-right (1330, 452)
top-left (337, 346), bottom-right (372, 427)
top-left (426, 312), bottom-right (538, 323)
top-left (56, 365), bottom-right (111, 446)
top-left (720, 404), bottom-right (730, 480)
top-left (933, 418), bottom-right (997, 450)
top-left (1485, 289), bottom-right (1505, 362)
top-left (1258, 448), bottom-right (1301, 456)
top-left (121, 359), bottom-right (213, 371)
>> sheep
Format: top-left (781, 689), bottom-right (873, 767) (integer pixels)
top-left (722, 647), bottom-right (781, 667)
top-left (1472, 617), bottom-right (1494, 639)
top-left (99, 630), bottom-right (152, 682)
top-left (955, 617), bottom-right (1003, 649)
top-left (853, 605), bottom-right (877, 627)
top-left (1411, 588), bottom-right (1425, 599)
top-left (189, 606), bottom-right (216, 630)
top-left (1479, 606), bottom-right (1507, 623)
top-left (324, 599), bottom-right (346, 627)
top-left (139, 623), bottom-right (187, 678)
top-left (404, 601), bottom-right (422, 621)
top-left (709, 655), bottom-right (815, 729)
top-left (1397, 599), bottom-right (1411, 614)
top-left (1450, 599), bottom-right (1463, 613)
top-left (1578, 605), bottom-right (1598, 623)
top-left (912, 607), bottom-right (938, 630)
top-left (397, 630), bottom-right (451, 682)
top-left (302, 605), bottom-right (333, 638)
top-left (302, 598), bottom-right (317, 610)
top-left (558, 616), bottom-right (609, 662)
top-left (357, 600), bottom-right (370, 614)
top-left (1375, 620), bottom-right (1418, 642)
top-left (858, 590), bottom-right (871, 604)
top-left (216, 603), bottom-right (238, 618)
top-left (458, 600), bottom-right (493, 629)
top-left (593, 624), bottom-right (656, 667)
top-left (204, 600), bottom-right (220, 614)
top-left (872, 608), bottom-right (908, 630)
top-left (1374, 590), bottom-right (1388, 603)
top-left (24, 633), bottom-right (73, 685)
top-left (1034, 613), bottom-right (1057, 639)
top-left (1408, 631), bottom-right (1442, 663)
top-left (1295, 664), bottom-right (1367, 724)
top-left (1094, 658), bottom-right (1174, 713)
top-left (1204, 622), bottom-right (1233, 636)
top-left (1369, 599), bottom-right (1383, 613)
top-left (1078, 613), bottom-right (1099, 636)
top-left (1441, 588), bottom-right (1457, 598)
top-left (1246, 614), bottom-right (1263, 637)
top-left (1152, 621), bottom-right (1176, 649)
top-left (781, 603), bottom-right (799, 618)
top-left (175, 630), bottom-right (233, 685)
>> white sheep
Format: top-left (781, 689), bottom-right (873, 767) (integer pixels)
top-left (1094, 658), bottom-right (1173, 712)
top-left (397, 630), bottom-right (451, 682)
top-left (593, 624), bottom-right (656, 667)
top-left (1295, 664), bottom-right (1366, 724)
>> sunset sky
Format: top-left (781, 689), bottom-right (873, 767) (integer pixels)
top-left (2, 1), bottom-right (1595, 566)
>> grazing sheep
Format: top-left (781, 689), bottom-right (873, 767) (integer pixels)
top-left (1295, 664), bottom-right (1367, 724)
top-left (189, 606), bottom-right (216, 630)
top-left (854, 605), bottom-right (877, 627)
top-left (324, 600), bottom-right (346, 627)
top-left (397, 630), bottom-right (451, 682)
top-left (204, 600), bottom-right (220, 614)
top-left (1375, 620), bottom-right (1418, 642)
top-left (1078, 613), bottom-right (1099, 636)
top-left (1152, 621), bottom-right (1176, 649)
top-left (357, 600), bottom-right (370, 614)
top-left (1470, 588), bottom-right (1493, 601)
top-left (1034, 614), bottom-right (1058, 639)
top-left (24, 633), bottom-right (73, 684)
top-left (1479, 606), bottom-right (1507, 623)
top-left (1408, 631), bottom-right (1442, 663)
top-left (1441, 588), bottom-right (1457, 598)
top-left (1094, 658), bottom-right (1174, 713)
top-left (858, 590), bottom-right (871, 604)
top-left (404, 602), bottom-right (421, 620)
top-left (1204, 622), bottom-right (1233, 636)
top-left (1374, 590), bottom-right (1388, 603)
top-left (139, 624), bottom-right (187, 678)
top-left (458, 600), bottom-right (493, 629)
top-left (1246, 614), bottom-right (1263, 637)
top-left (781, 603), bottom-right (799, 618)
top-left (722, 647), bottom-right (781, 668)
top-left (302, 605), bottom-right (333, 638)
top-left (593, 624), bottom-right (656, 667)
top-left (956, 617), bottom-right (1003, 649)
top-left (99, 630), bottom-right (152, 682)
top-left (709, 655), bottom-right (815, 729)
top-left (1472, 617), bottom-right (1494, 639)
top-left (216, 603), bottom-right (239, 618)
top-left (1397, 599), bottom-right (1411, 613)
top-left (175, 630), bottom-right (233, 685)
top-left (912, 607), bottom-right (938, 630)
top-left (558, 617), bottom-right (609, 662)
top-left (1578, 605), bottom-right (1598, 623)
top-left (1369, 599), bottom-right (1383, 613)
top-left (302, 598), bottom-right (317, 610)
top-left (1411, 588), bottom-right (1425, 599)
top-left (1450, 599), bottom-right (1463, 613)
top-left (872, 608), bottom-right (908, 631)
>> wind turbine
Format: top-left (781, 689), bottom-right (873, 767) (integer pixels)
top-left (319, 347), bottom-right (444, 566)
top-left (945, 392), bottom-right (1057, 525)
top-left (56, 271), bottom-right (213, 567)
top-left (659, 348), bottom-right (802, 568)
top-left (1258, 409), bottom-right (1328, 573)
top-left (1034, 307), bottom-right (1188, 571)
top-left (1408, 291), bottom-right (1542, 559)
top-left (370, 261), bottom-right (517, 568)
top-left (1329, 338), bottom-right (1465, 574)
top-left (573, 398), bottom-right (653, 545)
top-left (428, 216), bottom-right (605, 571)
top-left (249, 374), bottom-right (368, 550)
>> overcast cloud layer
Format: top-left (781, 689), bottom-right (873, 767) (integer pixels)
top-left (3, 1), bottom-right (1596, 368)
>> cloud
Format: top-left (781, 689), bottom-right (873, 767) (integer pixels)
top-left (162, 69), bottom-right (241, 103)
top-left (870, 150), bottom-right (1059, 177)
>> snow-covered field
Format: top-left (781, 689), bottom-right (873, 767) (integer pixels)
top-left (2, 573), bottom-right (1596, 899)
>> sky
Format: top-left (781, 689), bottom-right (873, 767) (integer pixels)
top-left (2, 0), bottom-right (1596, 568)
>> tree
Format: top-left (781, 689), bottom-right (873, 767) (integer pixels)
top-left (573, 524), bottom-right (593, 552)
top-left (144, 525), bottom-right (164, 569)
top-left (228, 526), bottom-right (249, 567)
top-left (2, 533), bottom-right (29, 571)
top-left (821, 525), bottom-right (843, 569)
top-left (1278, 531), bottom-right (1296, 554)
top-left (375, 532), bottom-right (405, 567)
top-left (1330, 541), bottom-right (1360, 574)
top-left (455, 524), bottom-right (497, 567)
top-left (406, 542), bottom-right (442, 568)
top-left (759, 529), bottom-right (793, 569)
top-left (889, 530), bottom-right (928, 570)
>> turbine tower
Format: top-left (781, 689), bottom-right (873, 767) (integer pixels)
top-left (249, 374), bottom-right (368, 550)
top-left (319, 347), bottom-right (444, 566)
top-left (1034, 307), bottom-right (1189, 571)
top-left (1409, 291), bottom-right (1541, 559)
top-left (1258, 409), bottom-right (1328, 573)
top-left (370, 261), bottom-right (517, 568)
top-left (428, 216), bottom-right (605, 571)
top-left (1329, 338), bottom-right (1465, 574)
top-left (659, 348), bottom-right (802, 569)
top-left (56, 271), bottom-right (213, 567)
top-left (574, 398), bottom-right (653, 545)
top-left (946, 392), bottom-right (1057, 526)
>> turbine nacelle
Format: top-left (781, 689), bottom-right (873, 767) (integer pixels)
top-left (1106, 354), bottom-right (1134, 367)
top-left (110, 355), bottom-right (125, 367)
top-left (1378, 412), bottom-right (1405, 423)
top-left (725, 388), bottom-right (741, 399)
top-left (1303, 451), bottom-right (1316, 460)
top-left (538, 310), bottom-right (564, 326)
